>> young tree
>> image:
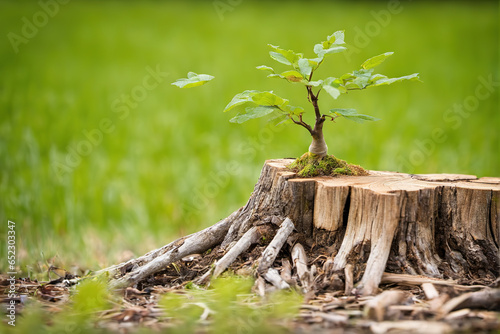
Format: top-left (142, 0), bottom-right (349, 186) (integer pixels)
top-left (223, 31), bottom-right (419, 175)
top-left (173, 31), bottom-right (420, 176)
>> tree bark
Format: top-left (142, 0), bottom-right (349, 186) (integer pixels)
top-left (308, 128), bottom-right (328, 157)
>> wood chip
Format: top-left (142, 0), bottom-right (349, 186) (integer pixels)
top-left (280, 258), bottom-right (292, 283)
top-left (370, 320), bottom-right (452, 334)
top-left (313, 311), bottom-right (348, 325)
top-left (364, 290), bottom-right (408, 321)
top-left (422, 282), bottom-right (439, 300)
top-left (344, 264), bottom-right (354, 296)
top-left (263, 268), bottom-right (290, 290)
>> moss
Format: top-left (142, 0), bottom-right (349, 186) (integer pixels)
top-left (288, 152), bottom-right (369, 178)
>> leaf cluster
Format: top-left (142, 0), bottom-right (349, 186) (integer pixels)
top-left (223, 31), bottom-right (420, 125)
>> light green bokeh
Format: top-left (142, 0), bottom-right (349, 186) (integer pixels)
top-left (0, 0), bottom-right (498, 273)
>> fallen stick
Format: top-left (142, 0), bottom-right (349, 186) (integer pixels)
top-left (381, 273), bottom-right (457, 286)
top-left (381, 273), bottom-right (486, 290)
top-left (257, 218), bottom-right (295, 274)
top-left (439, 288), bottom-right (500, 317)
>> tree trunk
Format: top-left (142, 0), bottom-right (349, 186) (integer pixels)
top-left (103, 159), bottom-right (499, 295)
top-left (308, 131), bottom-right (328, 157)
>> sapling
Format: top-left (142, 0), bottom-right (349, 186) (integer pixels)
top-left (172, 31), bottom-right (420, 177)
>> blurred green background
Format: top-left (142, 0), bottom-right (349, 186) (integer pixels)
top-left (0, 0), bottom-right (498, 274)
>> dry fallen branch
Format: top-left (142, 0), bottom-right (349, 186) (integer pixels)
top-left (439, 289), bottom-right (500, 317)
top-left (364, 290), bottom-right (408, 321)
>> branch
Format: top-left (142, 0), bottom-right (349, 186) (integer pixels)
top-left (322, 114), bottom-right (340, 122)
top-left (290, 113), bottom-right (313, 135)
top-left (307, 86), bottom-right (321, 121)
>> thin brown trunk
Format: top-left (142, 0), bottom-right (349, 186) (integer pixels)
top-left (308, 120), bottom-right (328, 157)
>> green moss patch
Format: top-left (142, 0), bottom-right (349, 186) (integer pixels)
top-left (287, 153), bottom-right (369, 178)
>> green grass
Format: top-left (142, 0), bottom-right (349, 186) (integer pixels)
top-left (0, 0), bottom-right (498, 275)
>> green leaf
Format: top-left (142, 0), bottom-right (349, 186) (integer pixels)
top-left (330, 108), bottom-right (380, 123)
top-left (343, 69), bottom-right (374, 90)
top-left (322, 85), bottom-right (341, 99)
top-left (322, 77), bottom-right (347, 98)
top-left (223, 90), bottom-right (258, 112)
top-left (251, 91), bottom-right (287, 106)
top-left (270, 114), bottom-right (292, 126)
top-left (230, 105), bottom-right (278, 124)
top-left (305, 80), bottom-right (323, 87)
top-left (369, 73), bottom-right (387, 83)
top-left (267, 73), bottom-right (285, 79)
top-left (171, 72), bottom-right (214, 88)
top-left (329, 108), bottom-right (358, 116)
top-left (282, 104), bottom-right (304, 115)
top-left (329, 30), bottom-right (345, 45)
top-left (280, 70), bottom-right (304, 82)
top-left (256, 65), bottom-right (275, 73)
top-left (314, 44), bottom-right (347, 58)
top-left (368, 73), bottom-right (420, 87)
top-left (298, 58), bottom-right (313, 77)
top-left (361, 52), bottom-right (394, 70)
top-left (268, 44), bottom-right (303, 66)
top-left (269, 51), bottom-right (292, 65)
top-left (314, 30), bottom-right (347, 58)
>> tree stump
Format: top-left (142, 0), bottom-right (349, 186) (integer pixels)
top-left (102, 159), bottom-right (499, 295)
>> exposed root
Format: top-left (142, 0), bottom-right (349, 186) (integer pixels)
top-left (257, 217), bottom-right (295, 275)
top-left (197, 225), bottom-right (271, 285)
top-left (106, 211), bottom-right (238, 289)
top-left (291, 243), bottom-right (312, 293)
top-left (344, 264), bottom-right (354, 296)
